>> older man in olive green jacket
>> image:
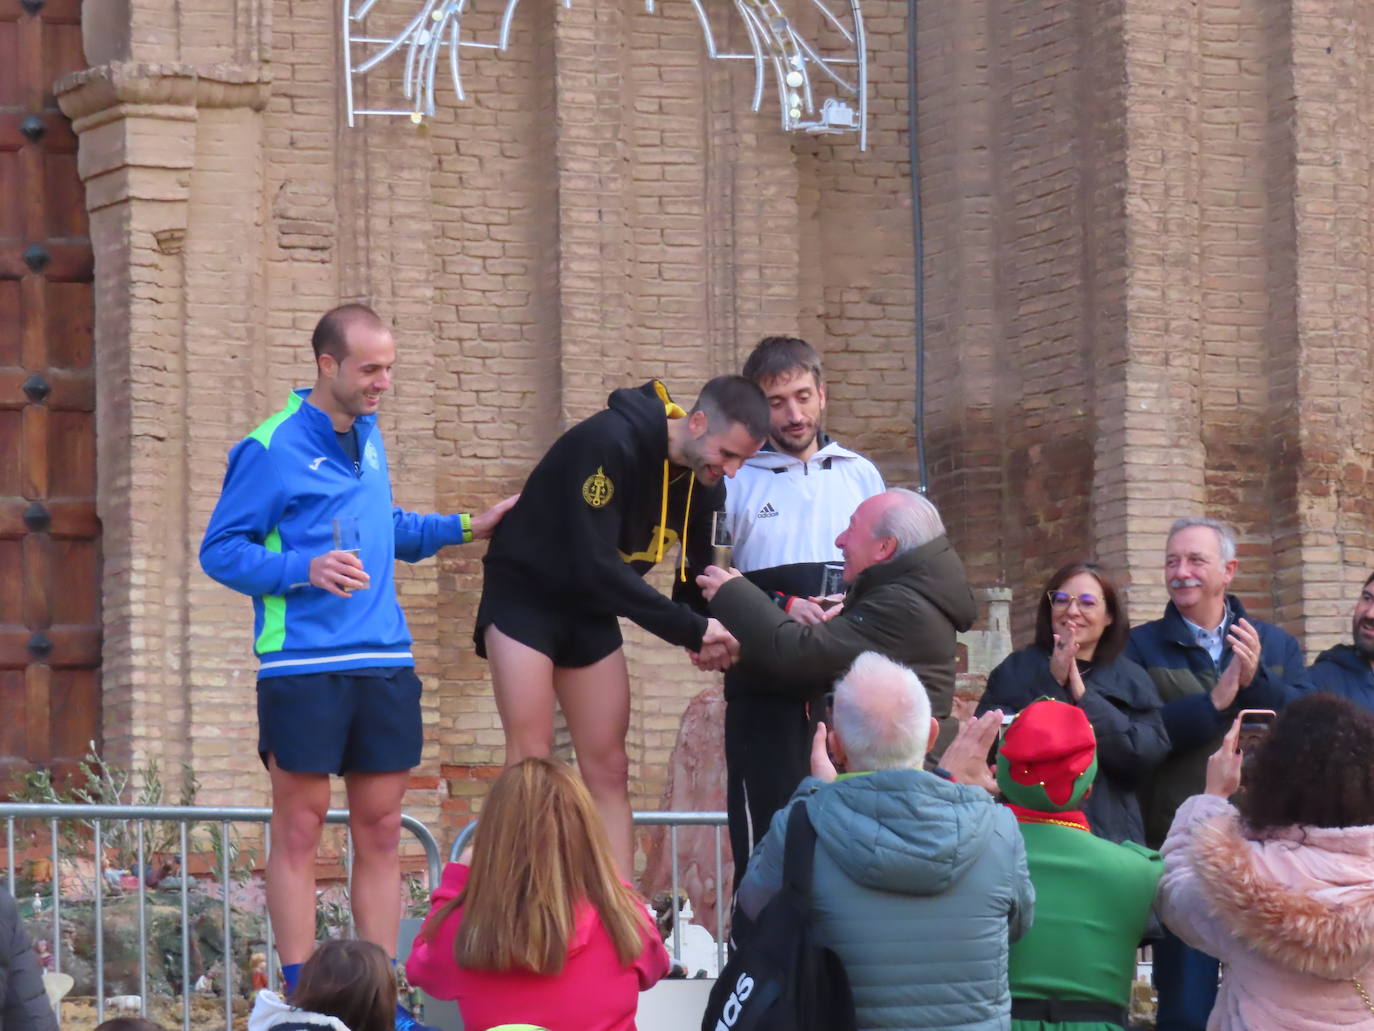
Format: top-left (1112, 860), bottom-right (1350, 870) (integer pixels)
top-left (697, 487), bottom-right (977, 758)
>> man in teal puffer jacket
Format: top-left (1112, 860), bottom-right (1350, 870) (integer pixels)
top-left (737, 651), bottom-right (1035, 1031)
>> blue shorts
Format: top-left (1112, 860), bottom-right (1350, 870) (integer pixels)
top-left (256, 667), bottom-right (423, 775)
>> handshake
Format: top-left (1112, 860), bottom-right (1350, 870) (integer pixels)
top-left (687, 617), bottom-right (741, 673)
top-left (686, 563), bottom-right (747, 672)
top-left (685, 564), bottom-right (846, 673)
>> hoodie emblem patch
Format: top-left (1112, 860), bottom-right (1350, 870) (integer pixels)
top-left (582, 466), bottom-right (615, 508)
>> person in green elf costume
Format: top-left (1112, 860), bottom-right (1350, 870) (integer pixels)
top-left (997, 699), bottom-right (1163, 1031)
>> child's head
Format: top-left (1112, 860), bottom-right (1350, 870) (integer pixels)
top-left (292, 939), bottom-right (396, 1031)
top-left (95, 1021), bottom-right (166, 1031)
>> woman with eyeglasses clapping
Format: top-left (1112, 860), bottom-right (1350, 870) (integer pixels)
top-left (977, 562), bottom-right (1168, 846)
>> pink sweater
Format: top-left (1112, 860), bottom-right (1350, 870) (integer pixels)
top-left (406, 863), bottom-right (670, 1031)
top-left (1159, 793), bottom-right (1374, 1031)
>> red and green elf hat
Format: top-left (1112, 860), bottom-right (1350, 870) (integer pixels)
top-left (995, 699), bottom-right (1098, 812)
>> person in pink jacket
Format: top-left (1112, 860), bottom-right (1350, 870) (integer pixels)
top-left (1158, 693), bottom-right (1374, 1030)
top-left (406, 758), bottom-right (669, 1031)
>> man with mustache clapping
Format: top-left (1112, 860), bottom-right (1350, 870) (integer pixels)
top-left (1125, 516), bottom-right (1307, 1031)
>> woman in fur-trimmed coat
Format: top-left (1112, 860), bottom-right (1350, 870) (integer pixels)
top-left (1158, 694), bottom-right (1374, 1030)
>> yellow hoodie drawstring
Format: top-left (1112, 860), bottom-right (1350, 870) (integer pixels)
top-left (679, 472), bottom-right (694, 583)
top-left (650, 379), bottom-right (694, 581)
top-left (653, 460), bottom-right (696, 583)
top-left (656, 459), bottom-right (670, 564)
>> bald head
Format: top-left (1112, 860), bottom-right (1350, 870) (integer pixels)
top-left (874, 488), bottom-right (945, 553)
top-left (832, 652), bottom-right (933, 771)
top-left (834, 489), bottom-right (946, 583)
top-left (312, 304), bottom-right (387, 365)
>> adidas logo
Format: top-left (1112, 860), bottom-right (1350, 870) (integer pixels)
top-left (757, 503), bottom-right (779, 519)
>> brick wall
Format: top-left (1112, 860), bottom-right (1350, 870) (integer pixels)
top-left (56, 0), bottom-right (1374, 840)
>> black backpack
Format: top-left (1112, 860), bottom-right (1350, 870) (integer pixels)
top-left (700, 801), bottom-right (857, 1031)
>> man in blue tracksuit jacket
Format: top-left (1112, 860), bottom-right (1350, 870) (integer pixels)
top-left (1125, 516), bottom-right (1307, 1031)
top-left (1309, 571), bottom-right (1374, 713)
top-left (200, 304), bottom-right (512, 1030)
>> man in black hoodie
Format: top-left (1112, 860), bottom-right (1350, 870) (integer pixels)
top-left (476, 376), bottom-right (768, 870)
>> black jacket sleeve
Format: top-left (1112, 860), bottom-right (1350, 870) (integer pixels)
top-left (560, 430), bottom-right (708, 650)
top-left (710, 577), bottom-right (952, 715)
top-left (1079, 659), bottom-right (1170, 786)
top-left (710, 575), bottom-right (866, 689)
top-left (0, 889), bottom-right (57, 1031)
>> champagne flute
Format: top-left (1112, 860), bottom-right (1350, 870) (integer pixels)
top-left (817, 561), bottom-right (846, 610)
top-left (710, 511), bottom-right (734, 570)
top-left (332, 516), bottom-right (365, 592)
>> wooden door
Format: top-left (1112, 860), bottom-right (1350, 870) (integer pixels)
top-left (0, 0), bottom-right (98, 782)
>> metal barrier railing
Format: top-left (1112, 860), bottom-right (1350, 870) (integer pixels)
top-left (450, 810), bottom-right (730, 975)
top-left (0, 803), bottom-right (442, 1030)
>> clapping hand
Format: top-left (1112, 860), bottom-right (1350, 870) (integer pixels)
top-left (1050, 630), bottom-right (1080, 687)
top-left (1211, 655), bottom-right (1242, 712)
top-left (1065, 658), bottom-right (1087, 702)
top-left (1226, 618), bottom-right (1261, 687)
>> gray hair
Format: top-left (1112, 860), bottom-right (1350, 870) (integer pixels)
top-left (873, 488), bottom-right (946, 555)
top-left (832, 652), bottom-right (932, 771)
top-left (1167, 516), bottom-right (1237, 564)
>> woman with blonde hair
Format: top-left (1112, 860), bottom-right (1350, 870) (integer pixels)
top-left (406, 758), bottom-right (669, 1031)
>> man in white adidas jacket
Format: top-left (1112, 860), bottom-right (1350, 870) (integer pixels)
top-left (721, 336), bottom-right (884, 892)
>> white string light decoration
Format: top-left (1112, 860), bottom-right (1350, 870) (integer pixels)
top-left (341, 0), bottom-right (868, 148)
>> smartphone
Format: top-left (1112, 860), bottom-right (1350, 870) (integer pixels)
top-left (818, 692), bottom-right (845, 774)
top-left (986, 712), bottom-right (1017, 766)
top-left (1235, 708), bottom-right (1276, 757)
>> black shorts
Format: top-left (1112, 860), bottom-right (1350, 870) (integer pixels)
top-left (256, 667), bottom-right (423, 775)
top-left (475, 580), bottom-right (623, 668)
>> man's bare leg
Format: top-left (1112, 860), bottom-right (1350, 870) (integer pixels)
top-left (266, 756), bottom-right (332, 965)
top-left (344, 769), bottom-right (411, 956)
top-left (485, 625), bottom-right (557, 762)
top-left (556, 648), bottom-right (633, 873)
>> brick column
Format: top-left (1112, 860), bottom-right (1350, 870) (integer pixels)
top-left (1277, 0), bottom-right (1374, 652)
top-left (552, 0), bottom-right (631, 420)
top-left (55, 62), bottom-right (270, 792)
top-left (1109, 0), bottom-right (1207, 616)
top-left (908, 0), bottom-right (1007, 583)
top-left (356, 119), bottom-right (443, 825)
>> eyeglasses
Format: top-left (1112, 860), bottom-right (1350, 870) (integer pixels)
top-left (1047, 591), bottom-right (1101, 610)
